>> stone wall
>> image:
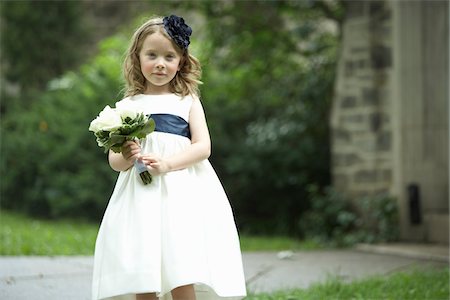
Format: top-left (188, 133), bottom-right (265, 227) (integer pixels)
top-left (331, 0), bottom-right (449, 243)
top-left (331, 1), bottom-right (394, 200)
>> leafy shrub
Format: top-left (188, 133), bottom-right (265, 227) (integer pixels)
top-left (1, 1), bottom-right (86, 98)
top-left (200, 2), bottom-right (339, 236)
top-left (354, 193), bottom-right (399, 243)
top-left (2, 3), bottom-right (343, 236)
top-left (1, 35), bottom-right (128, 219)
top-left (299, 185), bottom-right (399, 246)
top-left (298, 185), bottom-right (356, 243)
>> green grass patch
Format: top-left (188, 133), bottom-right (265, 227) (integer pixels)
top-left (2, 211), bottom-right (448, 299)
top-left (239, 234), bottom-right (323, 251)
top-left (1, 210), bottom-right (99, 255)
top-left (0, 210), bottom-right (318, 255)
top-left (246, 267), bottom-right (449, 300)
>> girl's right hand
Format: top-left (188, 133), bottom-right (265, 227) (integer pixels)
top-left (121, 140), bottom-right (141, 162)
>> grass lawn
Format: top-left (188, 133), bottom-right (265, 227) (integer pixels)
top-left (0, 210), bottom-right (99, 255)
top-left (0, 210), bottom-right (319, 255)
top-left (1, 210), bottom-right (448, 299)
top-left (245, 267), bottom-right (449, 300)
top-left (239, 234), bottom-right (322, 251)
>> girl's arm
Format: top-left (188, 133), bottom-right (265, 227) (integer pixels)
top-left (141, 98), bottom-right (211, 173)
top-left (108, 140), bottom-right (141, 172)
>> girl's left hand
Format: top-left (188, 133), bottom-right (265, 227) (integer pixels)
top-left (139, 153), bottom-right (171, 175)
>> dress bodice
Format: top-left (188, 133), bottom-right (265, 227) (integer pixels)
top-left (116, 94), bottom-right (194, 139)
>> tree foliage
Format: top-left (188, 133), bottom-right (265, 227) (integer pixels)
top-left (198, 1), bottom-right (340, 235)
top-left (1, 35), bottom-right (128, 219)
top-left (1, 1), bottom-right (343, 237)
top-left (1, 1), bottom-right (85, 107)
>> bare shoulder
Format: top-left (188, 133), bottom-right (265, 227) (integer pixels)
top-left (188, 94), bottom-right (206, 115)
top-left (187, 94), bottom-right (210, 142)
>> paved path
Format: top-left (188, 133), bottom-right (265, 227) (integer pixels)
top-left (0, 244), bottom-right (448, 300)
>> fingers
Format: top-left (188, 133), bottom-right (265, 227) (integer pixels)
top-left (140, 154), bottom-right (158, 167)
top-left (122, 141), bottom-right (141, 161)
top-left (138, 155), bottom-right (156, 175)
top-left (123, 140), bottom-right (140, 148)
top-left (139, 154), bottom-right (169, 175)
top-left (140, 154), bottom-right (162, 164)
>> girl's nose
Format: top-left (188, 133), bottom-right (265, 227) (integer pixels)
top-left (155, 59), bottom-right (165, 70)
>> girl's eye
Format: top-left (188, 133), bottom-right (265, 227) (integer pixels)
top-left (166, 55), bottom-right (175, 60)
top-left (147, 53), bottom-right (156, 58)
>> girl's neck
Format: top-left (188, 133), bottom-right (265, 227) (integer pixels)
top-left (143, 92), bottom-right (173, 96)
top-left (144, 85), bottom-right (172, 95)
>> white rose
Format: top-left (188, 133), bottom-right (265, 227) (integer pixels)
top-left (89, 105), bottom-right (123, 132)
top-left (115, 101), bottom-right (142, 121)
top-left (116, 107), bottom-right (141, 121)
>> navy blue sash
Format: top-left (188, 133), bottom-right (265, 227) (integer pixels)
top-left (150, 114), bottom-right (191, 139)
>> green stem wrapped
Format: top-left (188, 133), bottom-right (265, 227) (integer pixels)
top-left (139, 170), bottom-right (153, 185)
top-left (134, 160), bottom-right (153, 185)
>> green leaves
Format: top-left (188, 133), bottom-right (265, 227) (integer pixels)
top-left (1, 1), bottom-right (85, 93)
top-left (2, 2), bottom-right (344, 231)
top-left (0, 33), bottom-right (127, 219)
top-left (92, 114), bottom-right (155, 153)
top-left (137, 118), bottom-right (156, 138)
top-left (117, 115), bottom-right (155, 138)
top-left (199, 1), bottom-right (340, 236)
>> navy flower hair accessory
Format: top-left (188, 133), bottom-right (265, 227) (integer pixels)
top-left (163, 15), bottom-right (192, 50)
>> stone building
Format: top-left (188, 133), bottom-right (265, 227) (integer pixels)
top-left (331, 0), bottom-right (449, 244)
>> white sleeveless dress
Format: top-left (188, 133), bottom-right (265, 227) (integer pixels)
top-left (91, 94), bottom-right (247, 300)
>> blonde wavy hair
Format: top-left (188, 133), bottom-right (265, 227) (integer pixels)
top-left (123, 16), bottom-right (202, 98)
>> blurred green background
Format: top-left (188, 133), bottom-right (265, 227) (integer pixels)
top-left (1, 0), bottom-right (392, 245)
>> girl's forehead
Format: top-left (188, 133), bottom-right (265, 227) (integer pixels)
top-left (141, 32), bottom-right (179, 52)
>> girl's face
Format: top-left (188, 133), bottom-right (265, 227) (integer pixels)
top-left (139, 31), bottom-right (182, 94)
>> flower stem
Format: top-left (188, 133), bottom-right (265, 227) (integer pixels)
top-left (134, 160), bottom-right (153, 185)
top-left (139, 171), bottom-right (153, 185)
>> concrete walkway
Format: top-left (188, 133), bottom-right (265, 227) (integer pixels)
top-left (0, 244), bottom-right (448, 300)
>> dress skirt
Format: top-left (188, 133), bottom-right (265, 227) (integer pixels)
top-left (91, 94), bottom-right (247, 300)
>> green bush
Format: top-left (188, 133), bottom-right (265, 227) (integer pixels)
top-left (299, 185), bottom-right (399, 246)
top-left (2, 3), bottom-right (343, 238)
top-left (1, 1), bottom-right (86, 100)
top-left (298, 185), bottom-right (356, 243)
top-left (200, 2), bottom-right (338, 236)
top-left (1, 35), bottom-right (128, 219)
top-left (353, 193), bottom-right (400, 243)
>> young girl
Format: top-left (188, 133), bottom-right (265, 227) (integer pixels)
top-left (91, 15), bottom-right (247, 300)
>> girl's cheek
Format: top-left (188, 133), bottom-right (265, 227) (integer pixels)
top-left (141, 60), bottom-right (153, 73)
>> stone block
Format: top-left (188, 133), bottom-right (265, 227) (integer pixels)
top-left (381, 169), bottom-right (392, 182)
top-left (354, 169), bottom-right (378, 183)
top-left (362, 87), bottom-right (380, 105)
top-left (352, 169), bottom-right (392, 185)
top-left (333, 177), bottom-right (350, 193)
top-left (340, 114), bottom-right (364, 125)
top-left (370, 112), bottom-right (382, 131)
top-left (370, 45), bottom-right (392, 69)
top-left (333, 153), bottom-right (360, 167)
top-left (345, 60), bottom-right (355, 76)
top-left (351, 47), bottom-right (367, 54)
top-left (346, 2), bottom-right (366, 19)
top-left (341, 96), bottom-right (357, 108)
top-left (345, 59), bottom-right (370, 77)
top-left (376, 131), bottom-right (391, 151)
top-left (355, 134), bottom-right (377, 152)
top-left (332, 128), bottom-right (351, 143)
top-left (369, 1), bottom-right (391, 21)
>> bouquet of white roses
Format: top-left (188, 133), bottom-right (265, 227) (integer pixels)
top-left (89, 105), bottom-right (155, 184)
